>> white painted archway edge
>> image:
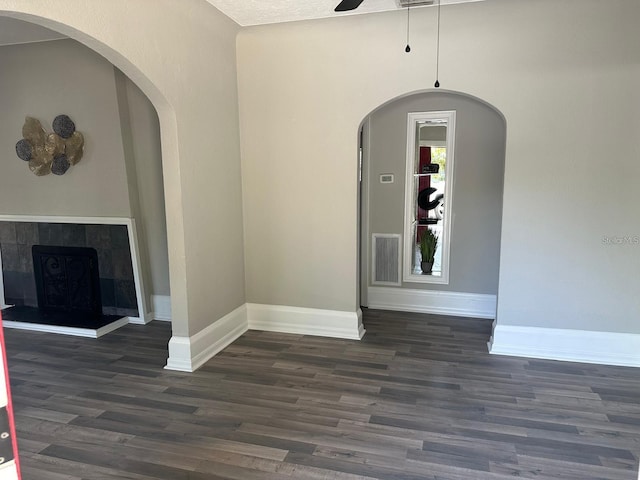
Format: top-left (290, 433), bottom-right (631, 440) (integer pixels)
top-left (0, 5), bottom-right (193, 341)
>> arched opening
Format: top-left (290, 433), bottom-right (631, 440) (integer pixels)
top-left (358, 89), bottom-right (507, 319)
top-left (0, 14), bottom-right (180, 338)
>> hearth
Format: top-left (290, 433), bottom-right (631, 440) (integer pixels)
top-left (1, 244), bottom-right (127, 334)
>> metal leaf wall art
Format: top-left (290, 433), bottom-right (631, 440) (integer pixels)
top-left (15, 115), bottom-right (84, 176)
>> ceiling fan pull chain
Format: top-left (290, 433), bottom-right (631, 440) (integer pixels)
top-left (434, 0), bottom-right (441, 87)
top-left (405, 3), bottom-right (411, 53)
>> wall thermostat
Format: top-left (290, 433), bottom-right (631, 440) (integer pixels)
top-left (380, 174), bottom-right (394, 184)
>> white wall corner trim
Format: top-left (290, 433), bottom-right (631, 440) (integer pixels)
top-left (126, 311), bottom-right (155, 325)
top-left (247, 303), bottom-right (365, 340)
top-left (151, 295), bottom-right (172, 321)
top-left (489, 323), bottom-right (640, 368)
top-left (367, 286), bottom-right (496, 319)
top-left (165, 304), bottom-right (248, 372)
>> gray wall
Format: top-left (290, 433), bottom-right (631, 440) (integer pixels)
top-left (0, 39), bottom-right (130, 217)
top-left (0, 38), bottom-right (169, 301)
top-left (114, 69), bottom-right (170, 301)
top-left (122, 75), bottom-right (170, 297)
top-left (366, 92), bottom-right (506, 295)
top-left (237, 0), bottom-right (639, 335)
top-left (0, 17), bottom-right (65, 45)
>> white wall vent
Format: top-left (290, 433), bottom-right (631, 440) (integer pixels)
top-left (397, 0), bottom-right (435, 7)
top-left (372, 234), bottom-right (402, 286)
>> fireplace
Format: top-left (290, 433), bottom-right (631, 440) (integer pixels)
top-left (0, 220), bottom-right (143, 335)
top-left (0, 221), bottom-right (139, 317)
top-left (32, 245), bottom-right (102, 316)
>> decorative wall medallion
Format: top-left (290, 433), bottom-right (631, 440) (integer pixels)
top-left (52, 114), bottom-right (76, 139)
top-left (15, 115), bottom-right (84, 176)
top-left (15, 139), bottom-right (32, 161)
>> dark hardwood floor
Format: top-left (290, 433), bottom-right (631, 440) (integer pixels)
top-left (4, 309), bottom-right (640, 479)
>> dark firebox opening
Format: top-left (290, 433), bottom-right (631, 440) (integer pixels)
top-left (32, 245), bottom-right (102, 317)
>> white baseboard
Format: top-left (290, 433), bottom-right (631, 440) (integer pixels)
top-left (165, 304), bottom-right (248, 372)
top-left (127, 312), bottom-right (154, 325)
top-left (165, 303), bottom-right (365, 372)
top-left (247, 303), bottom-right (365, 340)
top-left (367, 286), bottom-right (496, 319)
top-left (151, 295), bottom-right (172, 321)
top-left (489, 323), bottom-right (640, 367)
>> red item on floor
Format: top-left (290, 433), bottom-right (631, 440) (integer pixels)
top-left (0, 311), bottom-right (21, 479)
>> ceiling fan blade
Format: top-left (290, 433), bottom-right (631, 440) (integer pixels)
top-left (334, 0), bottom-right (365, 12)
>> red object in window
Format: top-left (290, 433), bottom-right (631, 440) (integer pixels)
top-left (418, 146), bottom-right (432, 219)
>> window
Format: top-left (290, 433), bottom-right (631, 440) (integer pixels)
top-left (403, 111), bottom-right (456, 284)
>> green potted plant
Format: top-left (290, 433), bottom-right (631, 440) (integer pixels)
top-left (419, 228), bottom-right (438, 274)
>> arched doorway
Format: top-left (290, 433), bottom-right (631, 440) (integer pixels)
top-left (359, 90), bottom-right (507, 319)
top-left (0, 2), bottom-right (248, 374)
top-left (0, 11), bottom-right (182, 338)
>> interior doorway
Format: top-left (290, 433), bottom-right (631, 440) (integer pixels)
top-left (0, 17), bottom-right (171, 333)
top-left (359, 91), bottom-right (507, 318)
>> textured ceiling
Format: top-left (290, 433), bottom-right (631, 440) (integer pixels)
top-left (206, 0), bottom-right (485, 27)
top-left (0, 2), bottom-right (484, 44)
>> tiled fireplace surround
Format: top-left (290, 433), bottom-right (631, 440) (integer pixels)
top-left (0, 220), bottom-right (140, 318)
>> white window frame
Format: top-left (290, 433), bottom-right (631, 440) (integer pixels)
top-left (402, 110), bottom-right (456, 285)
